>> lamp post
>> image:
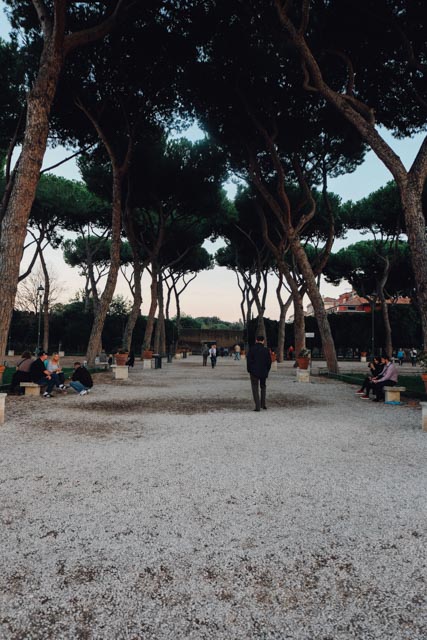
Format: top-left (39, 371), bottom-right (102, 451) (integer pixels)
top-left (36, 284), bottom-right (44, 354)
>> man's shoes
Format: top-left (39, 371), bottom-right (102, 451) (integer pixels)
top-left (59, 384), bottom-right (68, 390)
top-left (360, 395), bottom-right (370, 399)
top-left (253, 408), bottom-right (260, 412)
top-left (262, 406), bottom-right (267, 410)
top-left (80, 390), bottom-right (88, 396)
top-left (372, 398), bottom-right (382, 402)
top-left (43, 392), bottom-right (52, 398)
top-left (355, 389), bottom-right (364, 394)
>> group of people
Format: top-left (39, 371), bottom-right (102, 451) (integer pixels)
top-left (396, 347), bottom-right (418, 366)
top-left (10, 351), bottom-right (93, 398)
top-left (356, 355), bottom-right (398, 402)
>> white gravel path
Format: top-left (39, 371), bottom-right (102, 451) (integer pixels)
top-left (1, 357), bottom-right (426, 639)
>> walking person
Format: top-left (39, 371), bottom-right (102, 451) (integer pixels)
top-left (126, 351), bottom-right (135, 367)
top-left (397, 348), bottom-right (405, 366)
top-left (247, 335), bottom-right (271, 412)
top-left (410, 347), bottom-right (417, 367)
top-left (234, 344), bottom-right (241, 360)
top-left (209, 343), bottom-right (217, 368)
top-left (202, 344), bottom-right (209, 366)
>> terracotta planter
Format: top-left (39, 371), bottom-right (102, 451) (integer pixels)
top-left (0, 365), bottom-right (5, 384)
top-left (296, 357), bottom-right (310, 370)
top-left (115, 353), bottom-right (128, 366)
top-left (143, 350), bottom-right (153, 360)
top-left (421, 373), bottom-right (427, 393)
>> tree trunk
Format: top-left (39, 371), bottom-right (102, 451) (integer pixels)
top-left (154, 274), bottom-right (166, 355)
top-left (255, 313), bottom-right (267, 345)
top-left (290, 238), bottom-right (338, 372)
top-left (379, 295), bottom-right (393, 358)
top-left (293, 292), bottom-right (306, 356)
top-left (276, 280), bottom-right (293, 362)
top-left (0, 44), bottom-right (63, 356)
top-left (86, 170), bottom-right (123, 366)
top-left (400, 182), bottom-right (427, 346)
top-left (122, 258), bottom-right (142, 352)
top-left (275, 3), bottom-right (427, 349)
top-left (142, 264), bottom-right (158, 351)
top-left (39, 250), bottom-right (50, 352)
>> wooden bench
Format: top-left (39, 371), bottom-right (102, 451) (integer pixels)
top-left (20, 382), bottom-right (43, 396)
top-left (384, 386), bottom-right (406, 404)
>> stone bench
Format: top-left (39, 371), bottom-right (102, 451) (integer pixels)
top-left (20, 382), bottom-right (43, 396)
top-left (384, 386), bottom-right (406, 404)
top-left (110, 365), bottom-right (129, 380)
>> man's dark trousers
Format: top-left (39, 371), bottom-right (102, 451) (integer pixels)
top-left (250, 374), bottom-right (266, 411)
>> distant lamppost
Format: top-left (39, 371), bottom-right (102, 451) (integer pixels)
top-left (36, 284), bottom-right (44, 354)
top-left (371, 293), bottom-right (377, 357)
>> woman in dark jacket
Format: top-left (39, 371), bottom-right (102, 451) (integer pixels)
top-left (355, 357), bottom-right (384, 398)
top-left (10, 351), bottom-right (33, 394)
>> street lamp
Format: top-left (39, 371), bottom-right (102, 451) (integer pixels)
top-left (371, 292), bottom-right (377, 357)
top-left (36, 284), bottom-right (44, 354)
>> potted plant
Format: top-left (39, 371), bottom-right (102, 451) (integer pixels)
top-left (360, 350), bottom-right (367, 362)
top-left (142, 347), bottom-right (154, 360)
top-left (417, 352), bottom-right (427, 392)
top-left (114, 348), bottom-right (129, 367)
top-left (296, 348), bottom-right (310, 370)
top-left (0, 362), bottom-right (6, 385)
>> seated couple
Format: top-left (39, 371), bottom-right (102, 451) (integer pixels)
top-left (355, 355), bottom-right (398, 402)
top-left (29, 352), bottom-right (93, 398)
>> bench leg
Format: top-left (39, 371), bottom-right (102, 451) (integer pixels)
top-left (384, 390), bottom-right (401, 404)
top-left (24, 386), bottom-right (41, 396)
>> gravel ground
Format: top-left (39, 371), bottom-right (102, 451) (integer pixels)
top-left (1, 357), bottom-right (426, 640)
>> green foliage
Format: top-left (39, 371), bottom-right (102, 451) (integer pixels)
top-left (325, 240), bottom-right (414, 299)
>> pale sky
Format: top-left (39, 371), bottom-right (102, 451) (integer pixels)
top-left (1, 3), bottom-right (425, 321)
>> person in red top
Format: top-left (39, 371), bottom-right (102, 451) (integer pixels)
top-left (287, 345), bottom-right (294, 360)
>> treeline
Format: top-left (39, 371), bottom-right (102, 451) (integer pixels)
top-left (0, 2), bottom-right (426, 372)
top-left (247, 306), bottom-right (422, 357)
top-left (7, 303), bottom-right (245, 355)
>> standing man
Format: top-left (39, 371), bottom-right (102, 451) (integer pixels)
top-left (202, 344), bottom-right (209, 366)
top-left (209, 343), bottom-right (217, 369)
top-left (247, 336), bottom-right (271, 412)
top-left (234, 343), bottom-right (241, 360)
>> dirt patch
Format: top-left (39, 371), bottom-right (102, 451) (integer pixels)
top-left (28, 419), bottom-right (136, 438)
top-left (72, 394), bottom-right (325, 415)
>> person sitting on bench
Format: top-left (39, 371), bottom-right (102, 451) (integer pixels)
top-left (10, 350), bottom-right (34, 394)
top-left (357, 357), bottom-right (384, 399)
top-left (29, 351), bottom-right (63, 398)
top-left (370, 355), bottom-right (398, 402)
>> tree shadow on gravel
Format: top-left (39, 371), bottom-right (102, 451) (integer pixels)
top-left (73, 394), bottom-right (326, 415)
